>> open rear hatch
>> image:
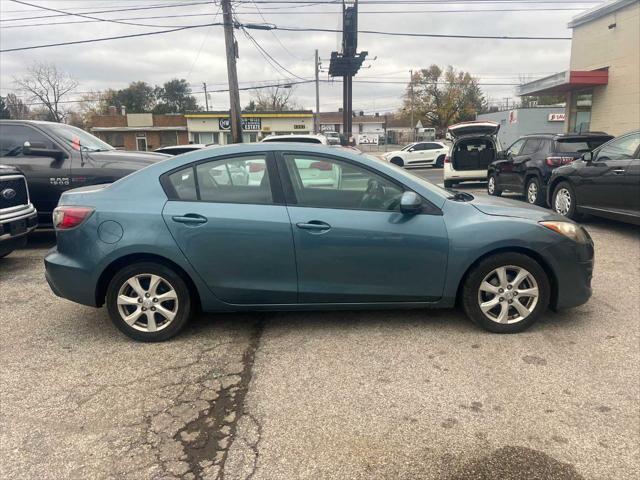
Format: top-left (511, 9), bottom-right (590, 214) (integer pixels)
top-left (448, 121), bottom-right (500, 139)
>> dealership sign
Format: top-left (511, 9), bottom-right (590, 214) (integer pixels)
top-left (218, 117), bottom-right (262, 131)
top-left (548, 113), bottom-right (566, 122)
top-left (357, 133), bottom-right (379, 145)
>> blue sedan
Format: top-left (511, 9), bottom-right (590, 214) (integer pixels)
top-left (44, 143), bottom-right (594, 341)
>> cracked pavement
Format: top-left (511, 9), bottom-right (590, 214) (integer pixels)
top-left (1, 210), bottom-right (638, 479)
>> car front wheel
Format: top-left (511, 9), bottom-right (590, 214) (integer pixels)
top-left (435, 155), bottom-right (445, 168)
top-left (390, 157), bottom-right (404, 167)
top-left (487, 174), bottom-right (502, 196)
top-left (106, 262), bottom-right (192, 342)
top-left (462, 253), bottom-right (550, 333)
top-left (552, 181), bottom-right (578, 220)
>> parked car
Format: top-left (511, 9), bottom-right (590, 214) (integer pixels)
top-left (547, 130), bottom-right (640, 225)
top-left (443, 121), bottom-right (501, 188)
top-left (0, 164), bottom-right (38, 258)
top-left (0, 120), bottom-right (168, 225)
top-left (323, 131), bottom-right (342, 145)
top-left (487, 132), bottom-right (613, 206)
top-left (384, 141), bottom-right (449, 168)
top-left (45, 144), bottom-right (594, 342)
top-left (261, 133), bottom-right (329, 145)
top-left (154, 144), bottom-right (208, 155)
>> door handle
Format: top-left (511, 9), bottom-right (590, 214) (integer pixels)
top-left (612, 168), bottom-right (626, 174)
top-left (172, 214), bottom-right (207, 225)
top-left (296, 221), bottom-right (331, 232)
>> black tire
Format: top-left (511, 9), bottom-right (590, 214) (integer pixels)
top-left (444, 180), bottom-right (456, 188)
top-left (525, 177), bottom-right (545, 206)
top-left (390, 157), bottom-right (404, 167)
top-left (462, 252), bottom-right (550, 334)
top-left (551, 181), bottom-right (579, 220)
top-left (106, 262), bottom-right (192, 342)
top-left (435, 155), bottom-right (445, 168)
top-left (487, 174), bottom-right (502, 196)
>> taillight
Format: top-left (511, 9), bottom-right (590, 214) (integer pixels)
top-left (545, 156), bottom-right (574, 167)
top-left (310, 161), bottom-right (332, 171)
top-left (249, 162), bottom-right (265, 173)
top-left (53, 206), bottom-right (94, 230)
top-left (444, 155), bottom-right (451, 164)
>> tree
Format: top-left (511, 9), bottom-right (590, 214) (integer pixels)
top-left (154, 79), bottom-right (200, 114)
top-left (244, 100), bottom-right (257, 112)
top-left (101, 81), bottom-right (156, 113)
top-left (0, 96), bottom-right (10, 119)
top-left (14, 62), bottom-right (78, 122)
top-left (402, 65), bottom-right (486, 131)
top-left (249, 86), bottom-right (299, 111)
top-left (4, 93), bottom-right (30, 120)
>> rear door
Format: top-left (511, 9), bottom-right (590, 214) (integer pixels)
top-left (278, 151), bottom-right (449, 303)
top-left (161, 152), bottom-right (297, 304)
top-left (0, 123), bottom-right (70, 221)
top-left (576, 135), bottom-right (636, 212)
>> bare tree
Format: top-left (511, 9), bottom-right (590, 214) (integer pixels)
top-left (14, 62), bottom-right (78, 123)
top-left (4, 93), bottom-right (30, 119)
top-left (248, 85), bottom-right (299, 111)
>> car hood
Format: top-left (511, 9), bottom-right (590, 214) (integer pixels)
top-left (448, 121), bottom-right (500, 138)
top-left (468, 194), bottom-right (562, 221)
top-left (85, 150), bottom-right (169, 169)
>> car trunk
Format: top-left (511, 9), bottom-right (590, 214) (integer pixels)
top-left (452, 137), bottom-right (497, 171)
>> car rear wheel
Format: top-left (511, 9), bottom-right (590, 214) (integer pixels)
top-left (526, 177), bottom-right (545, 206)
top-left (106, 262), bottom-right (192, 342)
top-left (462, 253), bottom-right (550, 333)
top-left (435, 155), bottom-right (445, 168)
top-left (390, 157), bottom-right (404, 167)
top-left (487, 174), bottom-right (502, 196)
top-left (552, 181), bottom-right (578, 220)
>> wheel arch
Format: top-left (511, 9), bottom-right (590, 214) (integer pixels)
top-left (390, 156), bottom-right (404, 167)
top-left (95, 252), bottom-right (202, 310)
top-left (455, 246), bottom-right (558, 309)
top-left (547, 175), bottom-right (571, 206)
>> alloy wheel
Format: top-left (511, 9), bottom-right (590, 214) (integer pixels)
top-left (554, 188), bottom-right (572, 216)
top-left (527, 181), bottom-right (538, 204)
top-left (116, 274), bottom-right (179, 332)
top-left (488, 177), bottom-right (495, 194)
top-left (477, 265), bottom-right (539, 324)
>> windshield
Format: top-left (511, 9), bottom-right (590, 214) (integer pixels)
top-left (48, 124), bottom-right (114, 152)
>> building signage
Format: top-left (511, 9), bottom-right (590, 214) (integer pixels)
top-left (218, 117), bottom-right (262, 131)
top-left (548, 113), bottom-right (566, 122)
top-left (357, 133), bottom-right (379, 145)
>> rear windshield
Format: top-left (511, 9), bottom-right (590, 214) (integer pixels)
top-left (554, 138), bottom-right (611, 153)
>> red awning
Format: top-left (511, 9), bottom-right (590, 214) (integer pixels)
top-left (517, 69), bottom-right (609, 96)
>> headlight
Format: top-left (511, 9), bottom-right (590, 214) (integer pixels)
top-left (539, 221), bottom-right (589, 244)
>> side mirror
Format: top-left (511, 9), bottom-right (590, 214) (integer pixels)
top-left (582, 151), bottom-right (593, 162)
top-left (23, 140), bottom-right (66, 161)
top-left (496, 151), bottom-right (507, 160)
top-left (400, 191), bottom-right (422, 215)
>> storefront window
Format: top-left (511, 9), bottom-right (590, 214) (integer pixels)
top-left (192, 132), bottom-right (219, 145)
top-left (569, 90), bottom-right (592, 133)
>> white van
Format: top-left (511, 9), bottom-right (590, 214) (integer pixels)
top-left (443, 121), bottom-right (501, 188)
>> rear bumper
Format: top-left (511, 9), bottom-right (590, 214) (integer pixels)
top-left (44, 247), bottom-right (99, 307)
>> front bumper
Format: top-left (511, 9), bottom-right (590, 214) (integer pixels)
top-left (44, 247), bottom-right (100, 307)
top-left (0, 207), bottom-right (38, 255)
top-left (544, 235), bottom-right (594, 310)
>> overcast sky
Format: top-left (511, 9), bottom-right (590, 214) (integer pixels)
top-left (0, 0), bottom-right (603, 115)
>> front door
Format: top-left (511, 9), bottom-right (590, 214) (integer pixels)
top-left (0, 123), bottom-right (70, 222)
top-left (496, 138), bottom-right (525, 189)
top-left (279, 152), bottom-right (449, 303)
top-left (577, 134), bottom-right (638, 212)
top-left (162, 153), bottom-right (297, 304)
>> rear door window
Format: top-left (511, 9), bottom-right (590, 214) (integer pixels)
top-left (555, 138), bottom-right (612, 153)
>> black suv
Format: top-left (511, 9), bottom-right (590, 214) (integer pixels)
top-left (0, 120), bottom-right (167, 225)
top-left (0, 164), bottom-right (38, 258)
top-left (487, 132), bottom-right (613, 206)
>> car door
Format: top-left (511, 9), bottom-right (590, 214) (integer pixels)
top-left (619, 133), bottom-right (640, 214)
top-left (278, 151), bottom-right (449, 303)
top-left (496, 138), bottom-right (525, 189)
top-left (405, 143), bottom-right (426, 164)
top-left (576, 134), bottom-right (637, 212)
top-left (161, 152), bottom-right (297, 304)
top-left (422, 142), bottom-right (444, 162)
top-left (0, 124), bottom-right (71, 221)
top-left (511, 138), bottom-right (542, 193)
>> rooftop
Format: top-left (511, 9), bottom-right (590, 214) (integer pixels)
top-left (568, 0), bottom-right (637, 28)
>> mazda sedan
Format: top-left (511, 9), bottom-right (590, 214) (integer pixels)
top-left (45, 144), bottom-right (594, 341)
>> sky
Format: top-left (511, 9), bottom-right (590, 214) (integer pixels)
top-left (0, 0), bottom-right (605, 116)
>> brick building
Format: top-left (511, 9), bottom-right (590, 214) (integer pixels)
top-left (91, 112), bottom-right (188, 151)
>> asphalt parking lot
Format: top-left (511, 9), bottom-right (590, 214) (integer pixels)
top-left (1, 173), bottom-right (638, 480)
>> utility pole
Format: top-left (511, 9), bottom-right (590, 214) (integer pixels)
top-left (315, 49), bottom-right (320, 134)
top-left (409, 69), bottom-right (415, 142)
top-left (221, 0), bottom-right (242, 143)
top-left (202, 82), bottom-right (209, 111)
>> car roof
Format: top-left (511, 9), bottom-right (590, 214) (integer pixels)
top-left (261, 134), bottom-right (326, 142)
top-left (156, 144), bottom-right (207, 150)
top-left (522, 132), bottom-right (613, 140)
top-left (0, 119), bottom-right (62, 126)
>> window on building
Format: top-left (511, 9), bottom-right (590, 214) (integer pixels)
top-left (192, 132), bottom-right (219, 145)
top-left (159, 131), bottom-right (178, 148)
top-left (569, 90), bottom-right (592, 133)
